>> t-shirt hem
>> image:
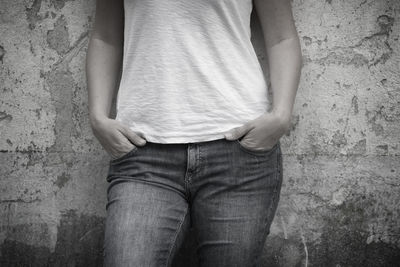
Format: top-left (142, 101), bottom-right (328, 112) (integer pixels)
top-left (138, 132), bottom-right (228, 144)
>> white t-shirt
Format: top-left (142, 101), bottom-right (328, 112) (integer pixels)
top-left (115, 0), bottom-right (269, 143)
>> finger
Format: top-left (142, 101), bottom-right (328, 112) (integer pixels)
top-left (120, 125), bottom-right (147, 146)
top-left (135, 131), bottom-right (147, 140)
top-left (224, 123), bottom-right (254, 140)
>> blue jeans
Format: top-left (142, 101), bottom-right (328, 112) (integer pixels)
top-left (103, 138), bottom-right (283, 267)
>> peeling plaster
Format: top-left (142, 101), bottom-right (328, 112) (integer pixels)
top-left (25, 0), bottom-right (43, 30)
top-left (303, 14), bottom-right (395, 68)
top-left (0, 45), bottom-right (5, 63)
top-left (47, 15), bottom-right (70, 55)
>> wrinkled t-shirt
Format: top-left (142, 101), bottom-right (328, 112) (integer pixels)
top-left (115, 0), bottom-right (269, 143)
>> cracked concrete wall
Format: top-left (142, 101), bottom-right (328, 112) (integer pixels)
top-left (0, 0), bottom-right (399, 266)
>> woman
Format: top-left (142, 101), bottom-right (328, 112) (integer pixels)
top-left (86, 0), bottom-right (302, 266)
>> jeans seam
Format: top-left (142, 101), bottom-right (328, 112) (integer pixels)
top-left (166, 206), bottom-right (188, 267)
top-left (252, 147), bottom-right (282, 267)
top-left (266, 144), bottom-right (282, 228)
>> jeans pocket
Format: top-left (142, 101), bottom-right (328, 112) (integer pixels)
top-left (235, 139), bottom-right (279, 156)
top-left (110, 146), bottom-right (139, 164)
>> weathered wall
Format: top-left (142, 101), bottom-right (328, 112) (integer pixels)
top-left (0, 0), bottom-right (399, 266)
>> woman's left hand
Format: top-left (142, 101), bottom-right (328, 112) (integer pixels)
top-left (223, 111), bottom-right (291, 151)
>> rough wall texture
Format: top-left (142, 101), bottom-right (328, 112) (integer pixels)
top-left (0, 0), bottom-right (399, 266)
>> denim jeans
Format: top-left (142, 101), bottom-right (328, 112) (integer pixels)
top-left (103, 137), bottom-right (283, 267)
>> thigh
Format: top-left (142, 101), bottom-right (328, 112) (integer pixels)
top-left (103, 143), bottom-right (190, 267)
top-left (192, 139), bottom-right (283, 267)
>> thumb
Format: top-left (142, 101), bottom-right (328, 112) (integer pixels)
top-left (121, 126), bottom-right (147, 146)
top-left (224, 124), bottom-right (252, 140)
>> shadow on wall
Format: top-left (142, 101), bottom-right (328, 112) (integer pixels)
top-left (0, 210), bottom-right (104, 267)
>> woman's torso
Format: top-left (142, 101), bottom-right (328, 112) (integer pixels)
top-left (116, 0), bottom-right (269, 143)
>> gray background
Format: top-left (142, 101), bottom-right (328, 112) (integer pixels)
top-left (0, 0), bottom-right (399, 266)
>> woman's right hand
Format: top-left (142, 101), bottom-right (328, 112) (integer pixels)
top-left (90, 117), bottom-right (147, 160)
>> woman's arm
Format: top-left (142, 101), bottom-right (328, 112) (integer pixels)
top-left (86, 0), bottom-right (146, 160)
top-left (254, 0), bottom-right (302, 123)
top-left (224, 0), bottom-right (302, 149)
top-left (86, 0), bottom-right (124, 123)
